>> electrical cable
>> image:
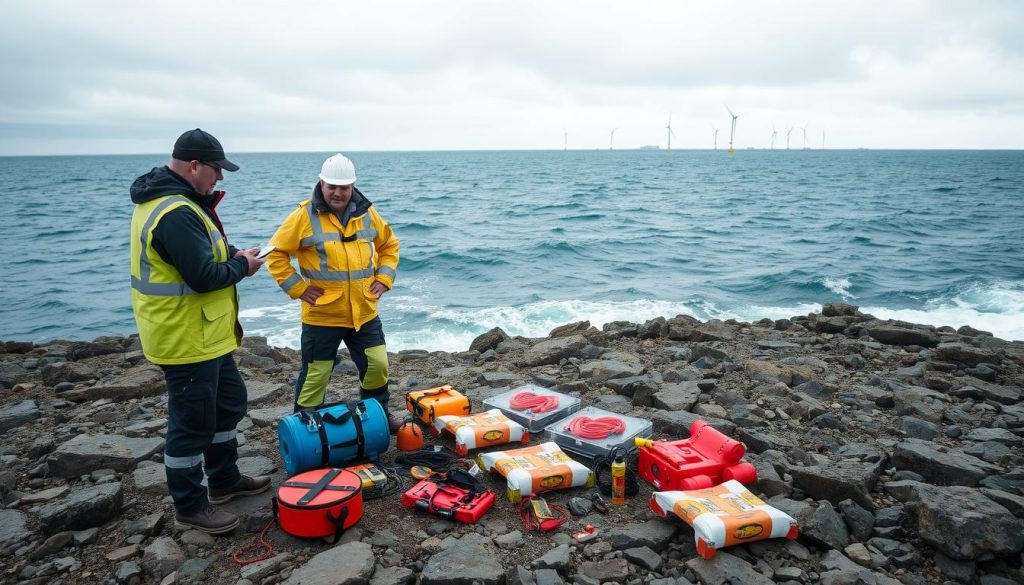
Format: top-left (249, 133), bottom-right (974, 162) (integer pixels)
top-left (509, 391), bottom-right (560, 413)
top-left (363, 465), bottom-right (410, 500)
top-left (517, 496), bottom-right (570, 532)
top-left (394, 447), bottom-right (460, 472)
top-left (566, 415), bottom-right (626, 439)
top-left (593, 446), bottom-right (640, 498)
top-left (232, 519), bottom-right (275, 565)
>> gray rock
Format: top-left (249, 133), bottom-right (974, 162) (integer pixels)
top-left (868, 326), bottom-right (939, 348)
top-left (758, 340), bottom-right (801, 349)
top-left (420, 536), bottom-right (504, 584)
top-left (932, 343), bottom-right (997, 366)
top-left (470, 327), bottom-right (510, 353)
top-left (178, 557), bottom-right (213, 581)
top-left (578, 558), bottom-right (629, 583)
top-left (80, 365), bottom-right (165, 400)
top-left (958, 379), bottom-right (1022, 405)
top-left (898, 416), bottom-right (938, 440)
top-left (29, 530), bottom-right (73, 560)
top-left (249, 405), bottom-right (293, 427)
top-left (838, 499), bottom-right (875, 542)
top-left (649, 410), bottom-right (735, 437)
top-left (685, 551), bottom-right (775, 585)
top-left (141, 536), bottom-right (184, 580)
top-left (124, 512), bottom-right (164, 538)
top-left (891, 439), bottom-right (999, 486)
top-left (0, 399), bottom-right (40, 434)
top-left (132, 462), bottom-right (167, 495)
top-left (622, 546), bottom-right (662, 571)
top-left (36, 482), bottom-right (123, 533)
top-left (370, 565), bottom-right (415, 585)
top-left (932, 552), bottom-right (975, 584)
top-left (790, 460), bottom-right (882, 509)
top-left (885, 480), bottom-right (1024, 560)
top-left (40, 361), bottom-right (98, 386)
top-left (240, 554), bottom-right (291, 582)
top-left (494, 529), bottom-right (523, 549)
top-left (964, 427), bottom-right (1023, 447)
top-left (979, 488), bottom-right (1024, 516)
top-left (48, 434), bottom-right (164, 477)
top-left (652, 381), bottom-right (702, 411)
top-left (639, 317), bottom-right (668, 339)
top-left (285, 541), bottom-right (376, 584)
top-left (604, 519), bottom-right (677, 552)
top-left (123, 419), bottom-right (166, 437)
top-left (479, 371), bottom-right (522, 387)
top-left (521, 335), bottom-right (589, 367)
top-left (236, 455), bottom-right (278, 477)
top-left (768, 497), bottom-right (849, 551)
top-left (115, 561), bottom-right (143, 584)
top-left (247, 380), bottom-right (288, 405)
top-left (578, 360), bottom-right (644, 383)
top-left (532, 568), bottom-right (563, 585)
top-left (549, 321), bottom-right (591, 338)
top-left (533, 544), bottom-right (571, 572)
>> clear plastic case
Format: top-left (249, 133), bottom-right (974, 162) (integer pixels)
top-left (483, 384), bottom-right (581, 433)
top-left (544, 406), bottom-right (653, 460)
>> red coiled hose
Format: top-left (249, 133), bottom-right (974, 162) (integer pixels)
top-left (509, 391), bottom-right (560, 413)
top-left (566, 416), bottom-right (626, 439)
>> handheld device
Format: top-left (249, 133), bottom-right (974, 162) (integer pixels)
top-left (257, 245), bottom-right (276, 259)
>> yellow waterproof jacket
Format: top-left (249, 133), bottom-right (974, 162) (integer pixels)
top-left (267, 187), bottom-right (399, 329)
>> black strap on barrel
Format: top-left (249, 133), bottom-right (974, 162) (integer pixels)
top-left (326, 401), bottom-right (367, 459)
top-left (325, 507), bottom-right (351, 544)
top-left (286, 468), bottom-right (348, 506)
top-left (299, 401), bottom-right (368, 465)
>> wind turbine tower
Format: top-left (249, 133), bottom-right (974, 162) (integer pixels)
top-left (563, 131), bottom-right (567, 152)
top-left (725, 105), bottom-right (738, 155)
top-left (610, 128), bottom-right (617, 151)
top-left (666, 114), bottom-right (675, 152)
top-left (786, 127), bottom-right (794, 151)
top-left (711, 125), bottom-right (719, 150)
top-left (770, 123), bottom-right (778, 151)
top-left (801, 125), bottom-right (808, 150)
top-left (821, 129), bottom-right (826, 150)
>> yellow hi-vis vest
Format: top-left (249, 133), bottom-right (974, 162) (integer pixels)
top-left (130, 195), bottom-right (240, 365)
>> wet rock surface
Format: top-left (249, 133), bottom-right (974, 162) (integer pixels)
top-left (0, 307), bottom-right (1022, 584)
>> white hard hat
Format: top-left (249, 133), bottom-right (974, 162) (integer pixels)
top-left (319, 153), bottom-right (357, 186)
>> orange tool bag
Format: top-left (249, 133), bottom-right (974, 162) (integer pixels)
top-left (401, 469), bottom-right (496, 524)
top-left (273, 468), bottom-right (363, 543)
top-left (406, 385), bottom-right (470, 424)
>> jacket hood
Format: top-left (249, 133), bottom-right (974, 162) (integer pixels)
top-left (130, 166), bottom-right (224, 209)
top-left (311, 182), bottom-right (373, 217)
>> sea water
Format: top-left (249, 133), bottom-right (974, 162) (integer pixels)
top-left (1, 149), bottom-right (1022, 351)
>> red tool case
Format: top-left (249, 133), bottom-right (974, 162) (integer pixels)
top-left (401, 470), bottom-right (496, 523)
top-left (636, 420), bottom-right (757, 491)
top-left (274, 468), bottom-right (363, 542)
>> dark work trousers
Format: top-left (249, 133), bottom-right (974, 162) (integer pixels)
top-left (293, 316), bottom-right (389, 412)
top-left (161, 353), bottom-right (247, 514)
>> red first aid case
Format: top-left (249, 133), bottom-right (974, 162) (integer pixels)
top-left (273, 468), bottom-right (363, 542)
top-left (400, 470), bottom-right (495, 524)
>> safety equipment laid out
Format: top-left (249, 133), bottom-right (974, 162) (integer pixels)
top-left (546, 406), bottom-right (652, 460)
top-left (273, 467), bottom-right (364, 543)
top-left (401, 468), bottom-right (496, 523)
top-left (319, 153), bottom-right (357, 186)
top-left (484, 384), bottom-right (580, 433)
top-left (517, 496), bottom-right (569, 532)
top-left (432, 409), bottom-right (528, 456)
top-left (278, 400), bottom-right (390, 476)
top-left (130, 195), bottom-right (240, 364)
top-left (650, 480), bottom-right (798, 559)
top-left (406, 385), bottom-right (470, 424)
top-left (634, 419), bottom-right (757, 491)
top-left (477, 441), bottom-right (595, 503)
top-left (396, 418), bottom-right (426, 451)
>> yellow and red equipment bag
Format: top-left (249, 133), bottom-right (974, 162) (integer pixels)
top-left (650, 480), bottom-right (798, 559)
top-left (406, 385), bottom-right (470, 424)
top-left (432, 409), bottom-right (529, 455)
top-left (635, 419), bottom-right (757, 491)
top-left (477, 441), bottom-right (595, 503)
top-left (273, 468), bottom-right (363, 543)
top-left (401, 469), bottom-right (496, 524)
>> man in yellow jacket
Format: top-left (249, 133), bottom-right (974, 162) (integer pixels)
top-left (129, 129), bottom-right (271, 534)
top-left (267, 154), bottom-right (401, 431)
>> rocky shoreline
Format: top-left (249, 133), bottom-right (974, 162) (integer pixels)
top-left (1, 303), bottom-right (1022, 585)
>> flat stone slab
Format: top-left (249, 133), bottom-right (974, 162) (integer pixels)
top-left (284, 541), bottom-right (375, 585)
top-left (652, 381), bottom-right (702, 411)
top-left (19, 485), bottom-right (70, 504)
top-left (604, 519), bottom-right (677, 552)
top-left (36, 482), bottom-right (123, 533)
top-left (868, 326), bottom-right (939, 347)
top-left (122, 419), bottom-right (166, 437)
top-left (891, 439), bottom-right (999, 486)
top-left (686, 551), bottom-right (775, 585)
top-left (791, 460), bottom-right (883, 509)
top-left (132, 462), bottom-right (167, 495)
top-left (0, 399), bottom-right (40, 434)
top-left (522, 335), bottom-right (589, 367)
top-left (885, 480), bottom-right (1024, 560)
top-left (48, 434), bottom-right (164, 477)
top-left (0, 509), bottom-right (32, 550)
top-left (247, 380), bottom-right (288, 405)
top-left (578, 360), bottom-right (644, 383)
top-left (249, 405), bottom-right (293, 428)
top-left (81, 365), bottom-right (165, 400)
top-left (421, 536), bottom-right (504, 585)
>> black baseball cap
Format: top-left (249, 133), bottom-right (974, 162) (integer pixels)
top-left (172, 128), bottom-right (239, 172)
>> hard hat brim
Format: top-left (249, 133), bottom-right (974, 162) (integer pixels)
top-left (319, 174), bottom-right (356, 186)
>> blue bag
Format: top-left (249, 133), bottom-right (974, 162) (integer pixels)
top-left (278, 400), bottom-right (390, 476)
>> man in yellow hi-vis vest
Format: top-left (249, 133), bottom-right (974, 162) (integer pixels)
top-left (129, 129), bottom-right (271, 535)
top-left (266, 154), bottom-right (401, 432)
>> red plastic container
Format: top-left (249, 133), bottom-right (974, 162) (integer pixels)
top-left (274, 468), bottom-right (363, 542)
top-left (636, 420), bottom-right (757, 490)
top-left (401, 475), bottom-right (496, 523)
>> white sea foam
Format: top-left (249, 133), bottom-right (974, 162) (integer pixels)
top-left (822, 276), bottom-right (855, 299)
top-left (865, 281), bottom-right (1024, 341)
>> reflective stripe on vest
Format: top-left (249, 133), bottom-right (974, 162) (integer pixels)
top-left (300, 207), bottom-right (376, 281)
top-left (132, 195), bottom-right (225, 297)
top-left (280, 273), bottom-right (303, 293)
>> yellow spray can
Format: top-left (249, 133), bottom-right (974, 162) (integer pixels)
top-left (611, 451), bottom-right (626, 506)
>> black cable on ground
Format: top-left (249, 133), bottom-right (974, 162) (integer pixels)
top-left (394, 447), bottom-right (460, 472)
top-left (593, 446), bottom-right (641, 498)
top-left (363, 465), bottom-right (410, 500)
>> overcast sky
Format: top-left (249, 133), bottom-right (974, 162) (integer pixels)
top-left (1, 0), bottom-right (1021, 155)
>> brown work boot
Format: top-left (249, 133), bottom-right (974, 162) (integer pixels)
top-left (208, 475), bottom-right (272, 504)
top-left (175, 505), bottom-right (240, 535)
top-left (387, 412), bottom-right (403, 435)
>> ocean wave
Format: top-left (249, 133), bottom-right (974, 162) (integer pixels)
top-left (821, 276), bottom-right (855, 299)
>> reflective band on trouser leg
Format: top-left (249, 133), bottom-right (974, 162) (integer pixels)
top-left (296, 359), bottom-right (334, 407)
top-left (164, 454), bottom-right (204, 469)
top-left (211, 429), bottom-right (237, 444)
top-left (360, 345), bottom-right (389, 390)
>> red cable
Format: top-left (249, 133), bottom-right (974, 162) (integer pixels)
top-left (232, 519), bottom-right (275, 565)
top-left (518, 497), bottom-right (569, 532)
top-left (566, 416), bottom-right (626, 439)
top-left (509, 391), bottom-right (560, 413)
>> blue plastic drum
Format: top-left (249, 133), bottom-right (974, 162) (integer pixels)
top-left (278, 400), bottom-right (390, 476)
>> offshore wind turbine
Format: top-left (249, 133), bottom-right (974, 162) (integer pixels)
top-left (711, 125), bottom-right (719, 150)
top-left (725, 105), bottom-right (738, 154)
top-left (801, 124), bottom-right (808, 150)
top-left (563, 130), bottom-right (567, 152)
top-left (786, 127), bottom-right (794, 150)
top-left (822, 129), bottom-right (826, 150)
top-left (770, 123), bottom-right (778, 151)
top-left (610, 128), bottom-right (617, 151)
top-left (666, 114), bottom-right (675, 152)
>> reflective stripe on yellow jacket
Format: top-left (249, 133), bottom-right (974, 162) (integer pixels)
top-left (130, 195), bottom-right (240, 365)
top-left (267, 199), bottom-right (399, 329)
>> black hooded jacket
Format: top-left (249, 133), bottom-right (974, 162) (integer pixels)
top-left (130, 166), bottom-right (248, 293)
